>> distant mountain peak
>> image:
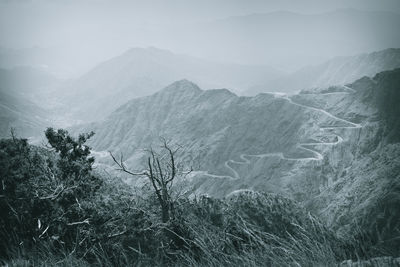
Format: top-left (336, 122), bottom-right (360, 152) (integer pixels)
top-left (158, 79), bottom-right (202, 95)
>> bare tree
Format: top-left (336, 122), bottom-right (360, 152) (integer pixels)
top-left (110, 139), bottom-right (192, 223)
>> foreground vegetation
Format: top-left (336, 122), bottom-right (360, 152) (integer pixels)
top-left (0, 129), bottom-right (396, 266)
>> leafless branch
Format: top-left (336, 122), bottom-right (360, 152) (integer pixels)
top-left (109, 151), bottom-right (146, 176)
top-left (111, 139), bottom-right (193, 223)
top-left (67, 219), bottom-right (90, 226)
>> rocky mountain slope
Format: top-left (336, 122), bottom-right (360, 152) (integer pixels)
top-left (59, 47), bottom-right (282, 122)
top-left (81, 69), bottom-right (400, 253)
top-left (81, 79), bottom-right (310, 176)
top-left (247, 48), bottom-right (400, 95)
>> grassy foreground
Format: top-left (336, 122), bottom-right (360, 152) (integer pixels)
top-left (0, 130), bottom-right (395, 266)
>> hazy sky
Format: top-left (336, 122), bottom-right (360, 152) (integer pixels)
top-left (1, 0), bottom-right (399, 48)
top-left (0, 0), bottom-right (399, 75)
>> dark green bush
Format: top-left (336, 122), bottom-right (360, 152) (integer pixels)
top-left (0, 129), bottom-right (103, 261)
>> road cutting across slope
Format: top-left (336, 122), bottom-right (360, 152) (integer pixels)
top-left (202, 85), bottom-right (361, 180)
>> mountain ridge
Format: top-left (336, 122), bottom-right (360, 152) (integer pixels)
top-left (246, 48), bottom-right (400, 95)
top-left (57, 47), bottom-right (282, 122)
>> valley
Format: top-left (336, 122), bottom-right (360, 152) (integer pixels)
top-left (1, 2), bottom-right (400, 265)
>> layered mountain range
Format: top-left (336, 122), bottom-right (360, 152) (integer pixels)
top-left (58, 47), bottom-right (282, 122)
top-left (54, 47), bottom-right (400, 123)
top-left (1, 4), bottom-right (400, 263)
top-left (2, 46), bottom-right (398, 131)
top-left (3, 9), bottom-right (399, 75)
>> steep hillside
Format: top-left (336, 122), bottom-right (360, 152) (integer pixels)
top-left (247, 48), bottom-right (400, 94)
top-left (305, 69), bottom-right (400, 252)
top-left (82, 79), bottom-right (312, 178)
top-left (60, 47), bottom-right (282, 122)
top-left (261, 69), bottom-right (400, 254)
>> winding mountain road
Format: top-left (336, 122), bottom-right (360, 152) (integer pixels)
top-left (202, 85), bottom-right (362, 180)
